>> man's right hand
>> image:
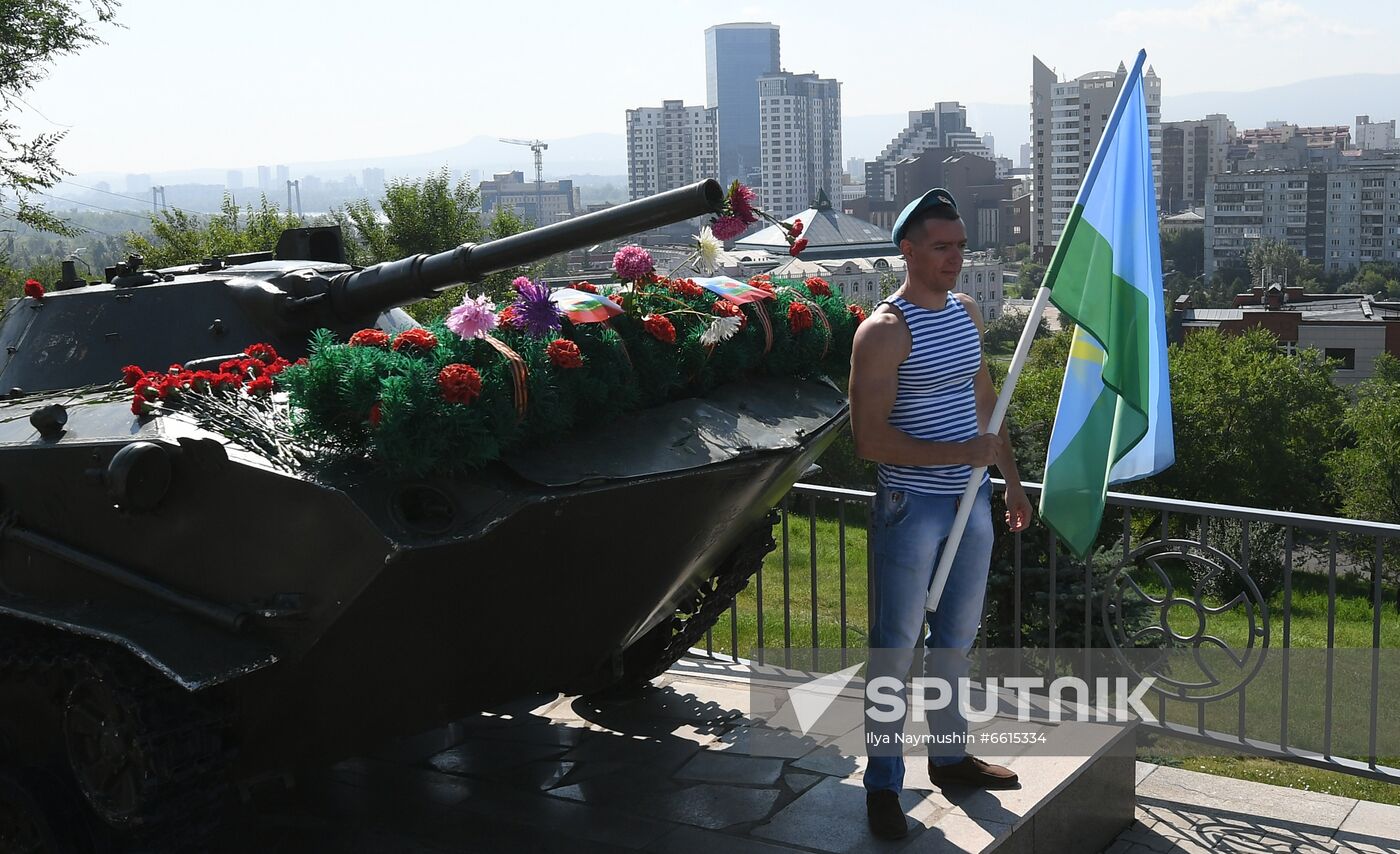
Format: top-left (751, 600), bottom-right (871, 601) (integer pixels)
top-left (962, 434), bottom-right (1004, 467)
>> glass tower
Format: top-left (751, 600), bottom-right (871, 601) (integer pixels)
top-left (704, 23), bottom-right (781, 187)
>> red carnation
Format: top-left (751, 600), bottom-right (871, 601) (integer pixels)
top-left (131, 393), bottom-right (154, 416)
top-left (23, 278), bottom-right (43, 300)
top-left (608, 294), bottom-right (624, 306)
top-left (190, 370), bottom-right (216, 391)
top-left (788, 237), bottom-right (809, 257)
top-left (671, 278), bottom-right (705, 299)
top-left (294, 357), bottom-right (308, 367)
top-left (712, 299), bottom-right (746, 330)
top-left (643, 314), bottom-right (676, 345)
top-left (547, 338), bottom-right (584, 369)
top-left (264, 357), bottom-right (291, 376)
top-left (247, 374), bottom-right (275, 396)
top-left (167, 363), bottom-right (184, 374)
top-left (789, 219), bottom-right (804, 237)
top-left (748, 274), bottom-right (773, 292)
top-left (788, 302), bottom-right (813, 333)
top-left (438, 363), bottom-right (482, 404)
top-left (121, 365), bottom-right (146, 387)
top-left (848, 303), bottom-right (868, 324)
top-left (498, 305), bottom-right (521, 329)
top-left (574, 282), bottom-right (599, 294)
top-left (804, 277), bottom-right (831, 297)
top-left (212, 372), bottom-right (242, 391)
top-left (349, 328), bottom-right (390, 348)
top-left (241, 358), bottom-right (266, 377)
top-left (368, 402), bottom-right (382, 427)
top-left (392, 328), bottom-right (439, 353)
top-left (244, 342), bottom-right (278, 363)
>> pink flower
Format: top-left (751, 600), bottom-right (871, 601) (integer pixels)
top-left (710, 215), bottom-right (746, 241)
top-left (445, 293), bottom-right (498, 340)
top-left (730, 182), bottom-right (758, 224)
top-left (612, 245), bottom-right (655, 281)
top-left (512, 276), bottom-right (533, 291)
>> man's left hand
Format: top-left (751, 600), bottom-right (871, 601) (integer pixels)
top-left (1003, 485), bottom-right (1032, 532)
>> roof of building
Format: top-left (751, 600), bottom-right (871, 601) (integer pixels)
top-left (734, 191), bottom-right (893, 258)
top-left (1163, 211), bottom-right (1205, 223)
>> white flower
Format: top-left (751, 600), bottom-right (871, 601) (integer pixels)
top-left (700, 314), bottom-right (742, 346)
top-left (694, 225), bottom-right (721, 275)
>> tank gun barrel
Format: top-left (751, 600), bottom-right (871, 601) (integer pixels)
top-left (329, 179), bottom-right (723, 320)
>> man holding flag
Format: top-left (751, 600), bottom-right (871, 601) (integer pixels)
top-left (849, 186), bottom-right (1031, 840)
top-left (850, 48), bottom-right (1173, 840)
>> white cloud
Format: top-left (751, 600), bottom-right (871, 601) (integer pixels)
top-left (1106, 0), bottom-right (1365, 38)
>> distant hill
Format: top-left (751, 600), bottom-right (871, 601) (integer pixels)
top-left (72, 73), bottom-right (1400, 192)
top-left (1162, 73), bottom-right (1400, 128)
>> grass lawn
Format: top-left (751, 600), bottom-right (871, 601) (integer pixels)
top-left (697, 503), bottom-right (1400, 804)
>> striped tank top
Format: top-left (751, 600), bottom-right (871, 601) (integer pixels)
top-left (876, 294), bottom-right (990, 495)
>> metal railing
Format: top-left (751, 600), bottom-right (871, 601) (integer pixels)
top-left (697, 479), bottom-right (1400, 784)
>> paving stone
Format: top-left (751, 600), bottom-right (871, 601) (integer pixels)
top-left (897, 811), bottom-right (1012, 852)
top-left (644, 824), bottom-right (809, 853)
top-left (1338, 800), bottom-right (1400, 845)
top-left (675, 751), bottom-right (785, 785)
top-left (751, 776), bottom-right (949, 853)
top-left (1137, 766), bottom-right (1355, 829)
top-left (789, 747), bottom-right (865, 778)
top-left (548, 765), bottom-right (682, 805)
top-left (559, 730), bottom-right (704, 772)
top-left (427, 736), bottom-right (569, 777)
top-left (716, 725), bottom-right (826, 759)
top-left (1135, 761), bottom-right (1159, 785)
top-left (783, 772), bottom-right (822, 795)
top-left (473, 720), bottom-right (593, 750)
top-left (1104, 840), bottom-right (1135, 854)
top-left (641, 783), bottom-right (782, 830)
top-left (433, 779), bottom-right (673, 850)
top-left (481, 759), bottom-right (575, 791)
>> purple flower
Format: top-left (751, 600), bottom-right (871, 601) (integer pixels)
top-left (710, 215), bottom-right (746, 242)
top-left (612, 245), bottom-right (655, 281)
top-left (730, 182), bottom-right (758, 224)
top-left (445, 293), bottom-right (497, 340)
top-left (511, 279), bottom-right (564, 337)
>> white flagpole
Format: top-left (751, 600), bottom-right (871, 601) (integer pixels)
top-left (923, 284), bottom-right (1052, 613)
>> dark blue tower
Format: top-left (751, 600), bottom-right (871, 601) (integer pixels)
top-left (705, 22), bottom-right (781, 187)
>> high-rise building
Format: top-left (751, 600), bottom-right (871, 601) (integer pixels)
top-left (275, 165), bottom-right (290, 189)
top-left (864, 103), bottom-right (990, 203)
top-left (1204, 158), bottom-right (1400, 277)
top-left (1160, 114), bottom-right (1235, 213)
top-left (625, 100), bottom-right (718, 200)
top-left (1355, 115), bottom-right (1397, 151)
top-left (846, 157), bottom-right (865, 183)
top-left (981, 134), bottom-right (995, 157)
top-left (1030, 56), bottom-right (1161, 260)
top-left (757, 71), bottom-right (841, 217)
top-left (125, 174), bottom-right (152, 195)
top-left (362, 167), bottom-right (386, 199)
top-left (257, 166), bottom-right (271, 193)
top-left (1019, 143), bottom-right (1031, 170)
top-left (225, 169), bottom-right (243, 190)
top-left (704, 22), bottom-right (780, 186)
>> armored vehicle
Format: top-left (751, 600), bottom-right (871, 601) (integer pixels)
top-left (0, 179), bottom-right (849, 849)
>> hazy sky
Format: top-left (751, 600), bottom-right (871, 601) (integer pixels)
top-left (15, 0), bottom-right (1399, 174)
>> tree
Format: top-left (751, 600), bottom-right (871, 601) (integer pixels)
top-left (126, 195), bottom-right (301, 268)
top-left (336, 167), bottom-right (528, 314)
top-left (1246, 240), bottom-right (1303, 288)
top-left (1160, 228), bottom-right (1204, 279)
top-left (1017, 260), bottom-right (1046, 299)
top-left (1007, 327), bottom-right (1346, 515)
top-left (0, 0), bottom-right (119, 236)
top-left (1328, 354), bottom-right (1400, 525)
top-left (1147, 329), bottom-right (1345, 515)
top-left (983, 309), bottom-right (1050, 355)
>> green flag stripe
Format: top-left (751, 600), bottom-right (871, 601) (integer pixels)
top-left (1040, 388), bottom-right (1143, 557)
top-left (1046, 204), bottom-right (1153, 432)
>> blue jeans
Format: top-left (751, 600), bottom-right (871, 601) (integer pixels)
top-left (864, 480), bottom-right (994, 794)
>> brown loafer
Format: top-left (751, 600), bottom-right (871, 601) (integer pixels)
top-left (928, 756), bottom-right (1019, 789)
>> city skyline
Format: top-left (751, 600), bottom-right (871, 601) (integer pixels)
top-left (10, 0), bottom-right (1400, 176)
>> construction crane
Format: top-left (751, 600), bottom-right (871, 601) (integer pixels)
top-left (500, 137), bottom-right (548, 224)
